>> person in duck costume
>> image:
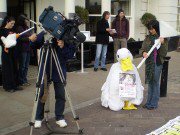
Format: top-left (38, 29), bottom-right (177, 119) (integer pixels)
top-left (101, 48), bottom-right (144, 111)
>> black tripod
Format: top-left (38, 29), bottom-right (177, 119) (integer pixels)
top-left (29, 41), bottom-right (83, 135)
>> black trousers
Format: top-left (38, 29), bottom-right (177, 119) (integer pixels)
top-left (2, 50), bottom-right (18, 90)
top-left (36, 81), bottom-right (66, 121)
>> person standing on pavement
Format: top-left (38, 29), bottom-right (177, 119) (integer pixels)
top-left (16, 14), bottom-right (37, 86)
top-left (94, 11), bottom-right (111, 72)
top-left (34, 38), bottom-right (76, 128)
top-left (112, 9), bottom-right (129, 62)
top-left (0, 16), bottom-right (23, 92)
top-left (140, 20), bottom-right (168, 110)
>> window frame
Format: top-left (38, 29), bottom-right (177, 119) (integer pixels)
top-left (86, 0), bottom-right (132, 38)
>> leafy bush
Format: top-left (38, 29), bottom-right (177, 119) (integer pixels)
top-left (75, 6), bottom-right (89, 23)
top-left (127, 37), bottom-right (136, 43)
top-left (140, 13), bottom-right (156, 27)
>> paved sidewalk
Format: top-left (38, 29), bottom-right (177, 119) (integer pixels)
top-left (0, 51), bottom-right (179, 135)
top-left (6, 93), bottom-right (180, 135)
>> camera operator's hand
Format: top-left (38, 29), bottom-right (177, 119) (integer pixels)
top-left (106, 28), bottom-right (111, 32)
top-left (57, 40), bottom-right (64, 48)
top-left (29, 33), bottom-right (37, 42)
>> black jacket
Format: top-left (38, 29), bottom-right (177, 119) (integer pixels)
top-left (95, 18), bottom-right (110, 44)
top-left (39, 38), bottom-right (76, 82)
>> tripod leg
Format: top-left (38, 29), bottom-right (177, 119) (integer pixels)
top-left (44, 74), bottom-right (50, 122)
top-left (64, 87), bottom-right (82, 132)
top-left (44, 51), bottom-right (53, 123)
top-left (50, 47), bottom-right (83, 133)
top-left (30, 47), bottom-right (50, 135)
top-left (29, 48), bottom-right (45, 135)
top-left (43, 74), bottom-right (55, 134)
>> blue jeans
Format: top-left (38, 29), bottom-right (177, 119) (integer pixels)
top-left (36, 81), bottom-right (66, 121)
top-left (19, 52), bottom-right (30, 84)
top-left (145, 64), bottom-right (163, 108)
top-left (94, 44), bottom-right (108, 68)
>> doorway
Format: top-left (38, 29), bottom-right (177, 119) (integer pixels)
top-left (7, 0), bottom-right (36, 21)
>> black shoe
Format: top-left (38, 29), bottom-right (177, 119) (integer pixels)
top-left (147, 106), bottom-right (157, 110)
top-left (24, 82), bottom-right (31, 86)
top-left (101, 68), bottom-right (107, 71)
top-left (142, 104), bottom-right (147, 108)
top-left (19, 83), bottom-right (23, 86)
top-left (14, 86), bottom-right (23, 91)
top-left (94, 68), bottom-right (98, 72)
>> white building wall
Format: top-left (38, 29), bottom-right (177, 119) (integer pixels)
top-left (131, 0), bottom-right (178, 41)
top-left (149, 0), bottom-right (178, 31)
top-left (101, 0), bottom-right (111, 14)
top-left (75, 0), bottom-right (85, 7)
top-left (129, 0), bottom-right (135, 40)
top-left (65, 0), bottom-right (75, 17)
top-left (133, 0), bottom-right (148, 41)
top-left (36, 0), bottom-right (65, 22)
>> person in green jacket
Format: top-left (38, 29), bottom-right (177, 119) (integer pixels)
top-left (140, 20), bottom-right (168, 110)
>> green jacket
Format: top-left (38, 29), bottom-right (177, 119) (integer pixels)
top-left (140, 35), bottom-right (168, 65)
top-left (140, 34), bottom-right (168, 83)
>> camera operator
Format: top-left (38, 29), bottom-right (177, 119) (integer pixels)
top-left (34, 38), bottom-right (76, 128)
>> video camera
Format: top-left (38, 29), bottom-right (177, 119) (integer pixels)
top-left (39, 6), bottom-right (86, 46)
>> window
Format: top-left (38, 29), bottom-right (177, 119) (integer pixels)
top-left (111, 0), bottom-right (131, 28)
top-left (86, 0), bottom-right (102, 36)
top-left (86, 0), bottom-right (101, 14)
top-left (86, 16), bottom-right (101, 36)
top-left (85, 0), bottom-right (131, 36)
top-left (111, 0), bottom-right (131, 16)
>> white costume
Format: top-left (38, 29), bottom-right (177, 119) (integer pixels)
top-left (1, 27), bottom-right (34, 48)
top-left (101, 48), bottom-right (144, 111)
top-left (1, 34), bottom-right (17, 48)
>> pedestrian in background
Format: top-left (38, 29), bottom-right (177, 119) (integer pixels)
top-left (112, 9), bottom-right (129, 62)
top-left (94, 11), bottom-right (111, 72)
top-left (16, 14), bottom-right (37, 86)
top-left (0, 16), bottom-right (23, 92)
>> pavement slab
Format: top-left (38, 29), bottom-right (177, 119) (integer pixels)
top-left (0, 51), bottom-right (179, 135)
top-left (6, 92), bottom-right (180, 135)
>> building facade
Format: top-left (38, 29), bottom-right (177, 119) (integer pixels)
top-left (0, 0), bottom-right (179, 41)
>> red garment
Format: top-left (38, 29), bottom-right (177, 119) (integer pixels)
top-left (112, 16), bottom-right (129, 39)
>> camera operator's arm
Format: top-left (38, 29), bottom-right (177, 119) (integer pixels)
top-left (53, 38), bottom-right (76, 61)
top-left (58, 40), bottom-right (75, 60)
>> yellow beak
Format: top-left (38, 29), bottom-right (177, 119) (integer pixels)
top-left (120, 57), bottom-right (133, 71)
